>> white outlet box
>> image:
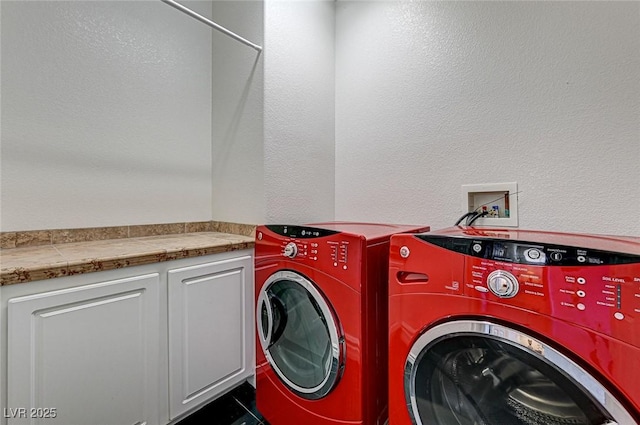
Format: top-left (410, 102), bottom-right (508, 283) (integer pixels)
top-left (461, 182), bottom-right (518, 227)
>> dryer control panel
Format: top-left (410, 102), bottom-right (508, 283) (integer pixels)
top-left (254, 225), bottom-right (366, 296)
top-left (410, 233), bottom-right (640, 346)
top-left (258, 225), bottom-right (354, 270)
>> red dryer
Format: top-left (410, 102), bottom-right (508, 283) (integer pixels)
top-left (255, 222), bottom-right (429, 425)
top-left (389, 227), bottom-right (640, 425)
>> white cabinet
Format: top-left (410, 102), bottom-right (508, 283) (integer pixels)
top-left (167, 254), bottom-right (254, 420)
top-left (0, 250), bottom-right (254, 425)
top-left (6, 273), bottom-right (160, 425)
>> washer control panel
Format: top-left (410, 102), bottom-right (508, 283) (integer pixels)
top-left (486, 270), bottom-right (519, 298)
top-left (413, 233), bottom-right (640, 345)
top-left (466, 258), bottom-right (545, 300)
top-left (418, 234), bottom-right (639, 266)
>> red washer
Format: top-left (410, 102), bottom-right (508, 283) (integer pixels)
top-left (389, 227), bottom-right (640, 425)
top-left (255, 222), bottom-right (429, 425)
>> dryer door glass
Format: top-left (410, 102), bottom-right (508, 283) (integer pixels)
top-left (257, 270), bottom-right (344, 400)
top-left (405, 321), bottom-right (635, 425)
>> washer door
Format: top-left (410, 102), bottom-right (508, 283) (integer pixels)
top-left (257, 270), bottom-right (345, 399)
top-left (405, 320), bottom-right (636, 425)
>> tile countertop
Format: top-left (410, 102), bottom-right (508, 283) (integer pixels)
top-left (0, 223), bottom-right (256, 286)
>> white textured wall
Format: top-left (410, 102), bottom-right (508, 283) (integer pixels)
top-left (335, 1), bottom-right (640, 236)
top-left (1, 1), bottom-right (213, 231)
top-left (3, 1), bottom-right (638, 235)
top-left (211, 1), bottom-right (264, 225)
top-left (264, 0), bottom-right (335, 224)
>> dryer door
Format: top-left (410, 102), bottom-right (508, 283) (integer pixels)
top-left (257, 270), bottom-right (345, 400)
top-left (404, 320), bottom-right (636, 425)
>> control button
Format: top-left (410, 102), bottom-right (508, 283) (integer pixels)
top-left (576, 290), bottom-right (586, 298)
top-left (550, 252), bottom-right (563, 261)
top-left (343, 265), bottom-right (347, 270)
top-left (283, 242), bottom-right (298, 258)
top-left (524, 248), bottom-right (546, 263)
top-left (487, 270), bottom-right (520, 298)
top-left (577, 277), bottom-right (586, 285)
top-left (614, 312), bottom-right (624, 321)
top-left (525, 248), bottom-right (541, 260)
top-left (472, 243), bottom-right (482, 253)
top-left (577, 303), bottom-right (586, 311)
top-left (577, 256), bottom-right (586, 263)
top-left (400, 246), bottom-right (410, 259)
top-left (474, 285), bottom-right (489, 293)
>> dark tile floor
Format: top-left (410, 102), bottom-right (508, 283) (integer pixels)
top-left (176, 382), bottom-right (270, 425)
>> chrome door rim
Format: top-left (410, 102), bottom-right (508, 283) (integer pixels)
top-left (257, 270), bottom-right (345, 399)
top-left (404, 320), bottom-right (635, 425)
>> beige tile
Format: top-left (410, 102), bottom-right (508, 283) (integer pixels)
top-left (0, 232), bottom-right (17, 249)
top-left (66, 252), bottom-right (167, 275)
top-left (15, 230), bottom-right (52, 247)
top-left (211, 221), bottom-right (257, 237)
top-left (0, 245), bottom-right (66, 269)
top-left (54, 239), bottom-right (164, 263)
top-left (0, 245), bottom-right (68, 285)
top-left (137, 233), bottom-right (231, 251)
top-left (208, 232), bottom-right (255, 244)
top-left (129, 223), bottom-right (185, 238)
top-left (1, 266), bottom-right (69, 285)
top-left (185, 221), bottom-right (214, 233)
top-left (136, 233), bottom-right (252, 260)
top-left (52, 226), bottom-right (128, 244)
top-left (2, 229), bottom-right (253, 286)
top-left (167, 243), bottom-right (250, 260)
top-left (152, 250), bottom-right (185, 262)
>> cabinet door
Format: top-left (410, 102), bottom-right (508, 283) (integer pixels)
top-left (7, 273), bottom-right (160, 425)
top-left (168, 255), bottom-right (253, 419)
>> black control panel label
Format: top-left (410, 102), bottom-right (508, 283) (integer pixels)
top-left (416, 234), bottom-right (640, 266)
top-left (266, 225), bottom-right (340, 239)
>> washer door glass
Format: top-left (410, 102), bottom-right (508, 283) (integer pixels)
top-left (405, 321), bottom-right (635, 425)
top-left (257, 270), bottom-right (344, 400)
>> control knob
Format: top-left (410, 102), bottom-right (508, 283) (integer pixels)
top-left (487, 270), bottom-right (519, 298)
top-left (283, 242), bottom-right (298, 258)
